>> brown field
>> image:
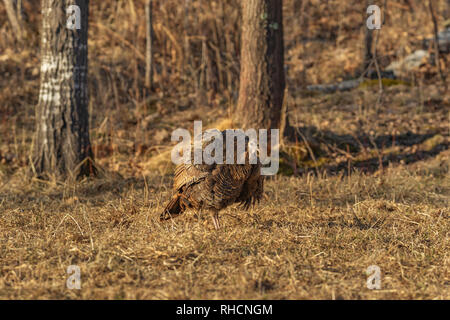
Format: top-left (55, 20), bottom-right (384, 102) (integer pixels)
top-left (1, 84), bottom-right (448, 299)
top-left (0, 1), bottom-right (449, 299)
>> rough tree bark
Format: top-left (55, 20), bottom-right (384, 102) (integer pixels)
top-left (32, 0), bottom-right (94, 179)
top-left (235, 0), bottom-right (285, 130)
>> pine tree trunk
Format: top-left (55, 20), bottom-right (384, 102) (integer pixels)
top-left (32, 0), bottom-right (94, 179)
top-left (235, 0), bottom-right (285, 130)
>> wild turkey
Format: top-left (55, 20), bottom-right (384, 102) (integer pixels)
top-left (161, 130), bottom-right (264, 229)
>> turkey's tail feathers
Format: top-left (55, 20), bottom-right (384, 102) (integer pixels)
top-left (160, 194), bottom-right (185, 221)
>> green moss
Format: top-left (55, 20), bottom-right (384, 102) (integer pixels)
top-left (300, 157), bottom-right (329, 168)
top-left (278, 142), bottom-right (331, 175)
top-left (283, 145), bottom-right (309, 162)
top-left (278, 158), bottom-right (294, 176)
top-left (359, 79), bottom-right (411, 89)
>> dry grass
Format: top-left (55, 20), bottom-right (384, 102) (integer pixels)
top-left (0, 150), bottom-right (448, 299)
top-left (1, 81), bottom-right (448, 299)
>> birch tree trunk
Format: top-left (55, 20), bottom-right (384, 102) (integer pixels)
top-left (235, 0), bottom-right (285, 130)
top-left (32, 0), bottom-right (94, 179)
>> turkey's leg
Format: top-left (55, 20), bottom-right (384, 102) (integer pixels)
top-left (211, 210), bottom-right (221, 230)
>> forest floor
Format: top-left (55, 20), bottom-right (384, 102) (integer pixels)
top-left (0, 82), bottom-right (449, 299)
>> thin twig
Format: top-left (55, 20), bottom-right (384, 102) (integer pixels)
top-left (428, 0), bottom-right (448, 91)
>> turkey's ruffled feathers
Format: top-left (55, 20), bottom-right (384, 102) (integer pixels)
top-left (161, 130), bottom-right (264, 221)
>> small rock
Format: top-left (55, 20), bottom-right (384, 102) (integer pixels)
top-left (386, 50), bottom-right (430, 78)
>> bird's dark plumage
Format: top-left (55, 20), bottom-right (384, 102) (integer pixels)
top-left (161, 130), bottom-right (264, 229)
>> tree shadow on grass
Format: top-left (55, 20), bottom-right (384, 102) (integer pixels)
top-left (284, 125), bottom-right (448, 176)
top-left (326, 143), bottom-right (448, 175)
